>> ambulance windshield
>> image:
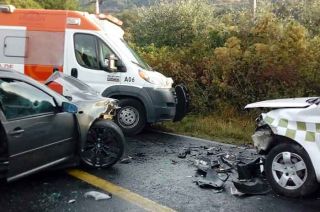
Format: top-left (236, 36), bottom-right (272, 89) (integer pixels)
top-left (120, 39), bottom-right (152, 71)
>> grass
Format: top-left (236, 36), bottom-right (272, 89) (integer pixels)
top-left (155, 113), bottom-right (256, 145)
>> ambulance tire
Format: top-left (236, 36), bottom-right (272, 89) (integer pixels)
top-left (116, 98), bottom-right (146, 135)
top-left (265, 143), bottom-right (319, 197)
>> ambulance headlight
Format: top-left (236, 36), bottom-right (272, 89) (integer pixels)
top-left (139, 70), bottom-right (158, 84)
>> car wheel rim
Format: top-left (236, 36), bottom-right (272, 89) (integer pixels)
top-left (271, 151), bottom-right (307, 190)
top-left (117, 106), bottom-right (139, 129)
top-left (81, 127), bottom-right (121, 167)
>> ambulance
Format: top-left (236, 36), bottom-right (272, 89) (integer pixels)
top-left (0, 5), bottom-right (189, 135)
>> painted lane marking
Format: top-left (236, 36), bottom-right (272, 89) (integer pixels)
top-left (67, 169), bottom-right (176, 212)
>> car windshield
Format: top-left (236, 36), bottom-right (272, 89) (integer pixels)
top-left (45, 72), bottom-right (99, 96)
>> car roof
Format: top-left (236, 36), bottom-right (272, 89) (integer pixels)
top-left (0, 69), bottom-right (66, 103)
top-left (0, 68), bottom-right (29, 78)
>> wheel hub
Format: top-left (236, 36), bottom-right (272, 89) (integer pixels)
top-left (271, 151), bottom-right (307, 190)
top-left (81, 127), bottom-right (121, 168)
top-left (118, 106), bottom-right (139, 128)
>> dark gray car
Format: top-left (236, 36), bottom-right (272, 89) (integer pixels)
top-left (0, 69), bottom-right (125, 181)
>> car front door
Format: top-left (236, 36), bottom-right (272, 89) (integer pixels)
top-left (0, 78), bottom-right (77, 180)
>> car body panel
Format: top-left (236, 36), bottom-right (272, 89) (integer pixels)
top-left (45, 71), bottom-right (119, 148)
top-left (0, 69), bottom-right (119, 181)
top-left (247, 98), bottom-right (320, 182)
top-left (3, 113), bottom-right (77, 180)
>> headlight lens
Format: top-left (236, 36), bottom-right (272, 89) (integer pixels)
top-left (139, 70), bottom-right (157, 84)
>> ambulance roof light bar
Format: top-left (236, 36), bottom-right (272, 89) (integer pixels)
top-left (0, 4), bottom-right (15, 13)
top-left (97, 13), bottom-right (123, 26)
top-left (91, 0), bottom-right (123, 26)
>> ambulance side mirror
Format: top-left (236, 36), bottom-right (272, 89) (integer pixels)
top-left (102, 54), bottom-right (117, 72)
top-left (102, 54), bottom-right (126, 72)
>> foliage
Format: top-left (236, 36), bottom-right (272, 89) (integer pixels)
top-left (132, 0), bottom-right (215, 47)
top-left (2, 0), bottom-right (79, 9)
top-left (120, 0), bottom-right (320, 114)
top-left (35, 0), bottom-right (80, 10)
top-left (156, 113), bottom-right (255, 145)
top-left (2, 0), bottom-right (42, 8)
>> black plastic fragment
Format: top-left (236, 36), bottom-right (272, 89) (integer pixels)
top-left (233, 178), bottom-right (271, 195)
top-left (178, 148), bottom-right (191, 158)
top-left (237, 158), bottom-right (263, 180)
top-left (194, 157), bottom-right (211, 172)
top-left (217, 157), bottom-right (233, 173)
top-left (195, 169), bottom-right (225, 189)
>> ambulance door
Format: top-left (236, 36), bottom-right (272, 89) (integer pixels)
top-left (65, 31), bottom-right (122, 94)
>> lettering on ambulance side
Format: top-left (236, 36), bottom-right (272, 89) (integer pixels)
top-left (124, 76), bottom-right (135, 83)
top-left (107, 75), bottom-right (120, 82)
top-left (0, 63), bottom-right (14, 69)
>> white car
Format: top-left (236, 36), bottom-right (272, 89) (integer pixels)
top-left (246, 97), bottom-right (320, 197)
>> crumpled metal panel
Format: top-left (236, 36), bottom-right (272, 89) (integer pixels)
top-left (74, 98), bottom-right (119, 148)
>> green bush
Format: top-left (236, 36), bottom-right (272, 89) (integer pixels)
top-left (121, 0), bottom-right (320, 114)
top-left (3, 0), bottom-right (42, 8)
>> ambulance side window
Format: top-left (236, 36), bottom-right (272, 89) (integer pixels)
top-left (98, 39), bottom-right (114, 64)
top-left (74, 34), bottom-right (100, 70)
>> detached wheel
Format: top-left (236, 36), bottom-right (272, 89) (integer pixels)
top-left (265, 143), bottom-right (318, 197)
top-left (116, 98), bottom-right (146, 135)
top-left (81, 120), bottom-right (125, 168)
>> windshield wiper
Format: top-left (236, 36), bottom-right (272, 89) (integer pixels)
top-left (131, 60), bottom-right (153, 71)
top-left (131, 60), bottom-right (146, 69)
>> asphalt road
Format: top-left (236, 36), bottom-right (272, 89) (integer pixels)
top-left (0, 131), bottom-right (319, 212)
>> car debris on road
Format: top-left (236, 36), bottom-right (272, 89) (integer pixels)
top-left (84, 191), bottom-right (112, 201)
top-left (177, 145), bottom-right (271, 196)
top-left (68, 199), bottom-right (76, 204)
top-left (120, 156), bottom-right (133, 164)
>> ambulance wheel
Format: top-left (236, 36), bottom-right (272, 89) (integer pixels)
top-left (116, 98), bottom-right (146, 135)
top-left (265, 143), bottom-right (319, 197)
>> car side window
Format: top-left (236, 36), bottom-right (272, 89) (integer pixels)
top-left (0, 79), bottom-right (56, 120)
top-left (74, 34), bottom-right (100, 70)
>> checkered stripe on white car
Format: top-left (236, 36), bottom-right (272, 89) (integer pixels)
top-left (263, 115), bottom-right (320, 142)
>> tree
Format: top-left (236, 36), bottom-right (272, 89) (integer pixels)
top-left (34, 0), bottom-right (80, 10)
top-left (132, 0), bottom-right (215, 47)
top-left (3, 0), bottom-right (42, 8)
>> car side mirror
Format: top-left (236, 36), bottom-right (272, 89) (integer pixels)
top-left (62, 102), bottom-right (78, 114)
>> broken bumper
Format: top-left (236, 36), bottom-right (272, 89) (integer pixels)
top-left (252, 129), bottom-right (273, 153)
top-left (173, 84), bottom-right (190, 122)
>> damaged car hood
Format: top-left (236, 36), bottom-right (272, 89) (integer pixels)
top-left (245, 97), bottom-right (317, 109)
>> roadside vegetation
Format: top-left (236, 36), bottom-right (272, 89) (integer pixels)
top-left (5, 0), bottom-right (320, 144)
top-left (117, 0), bottom-right (320, 144)
top-left (156, 113), bottom-right (255, 145)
